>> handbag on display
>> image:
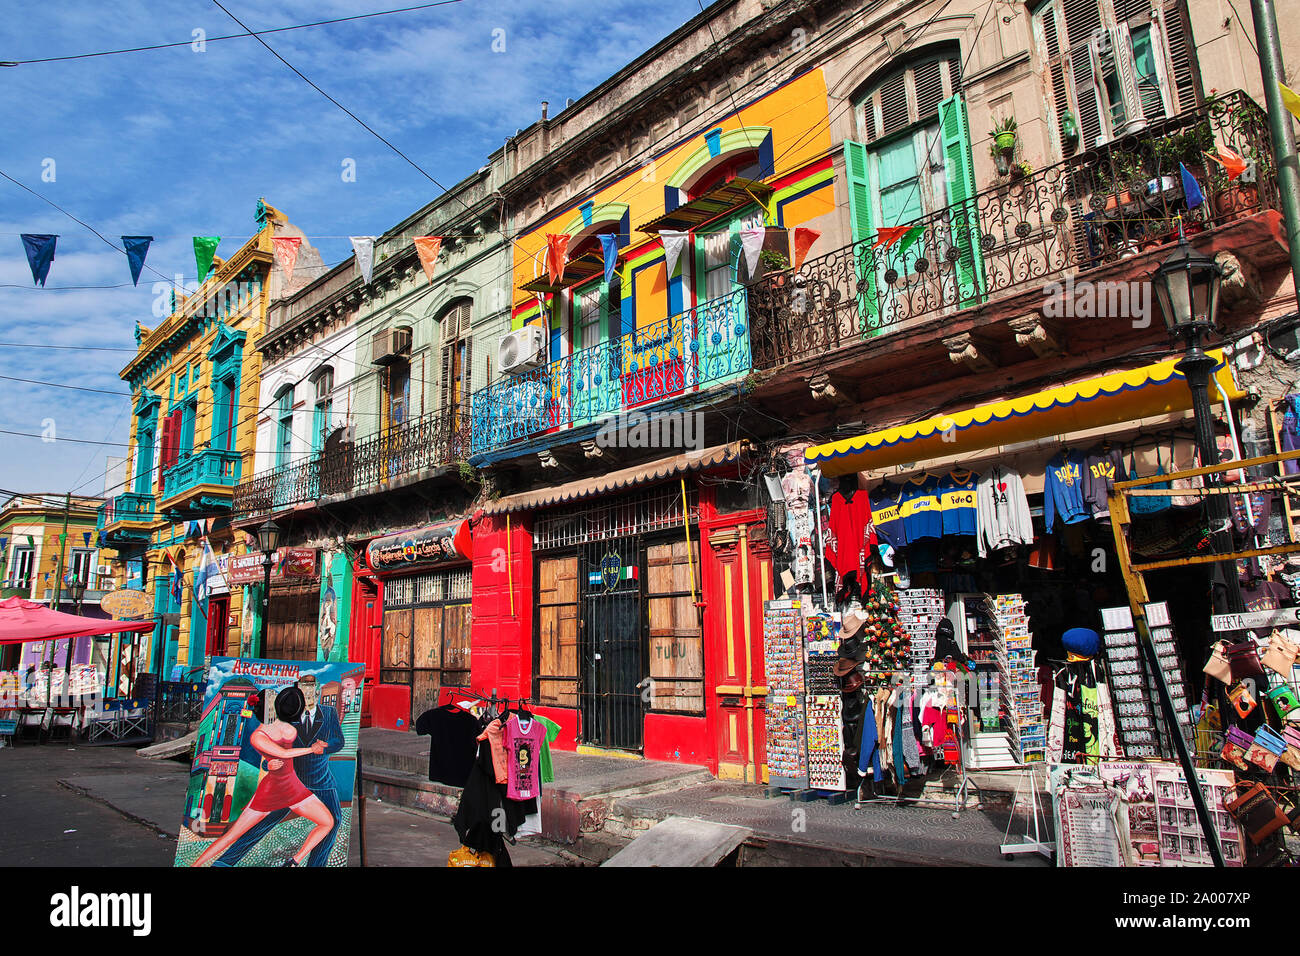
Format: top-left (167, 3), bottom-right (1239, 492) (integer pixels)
top-left (1203, 641), bottom-right (1233, 684)
top-left (1281, 725), bottom-right (1300, 771)
top-left (1221, 725), bottom-right (1254, 769)
top-left (1228, 680), bottom-right (1258, 718)
top-left (1226, 781), bottom-right (1290, 846)
top-left (1266, 684), bottom-right (1299, 718)
top-left (1247, 725), bottom-right (1288, 772)
top-left (1262, 629), bottom-right (1299, 676)
top-left (1168, 439), bottom-right (1203, 508)
top-left (1225, 640), bottom-right (1266, 682)
top-left (1129, 446), bottom-right (1172, 515)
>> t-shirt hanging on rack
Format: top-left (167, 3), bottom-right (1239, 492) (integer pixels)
top-left (938, 470), bottom-right (979, 536)
top-left (975, 466), bottom-right (1034, 556)
top-left (824, 488), bottom-right (876, 578)
top-left (1083, 444), bottom-right (1125, 521)
top-left (1044, 450), bottom-right (1090, 533)
top-left (871, 480), bottom-right (908, 550)
top-left (504, 714), bottom-right (546, 801)
top-left (899, 474), bottom-right (942, 542)
top-left (414, 705), bottom-right (480, 788)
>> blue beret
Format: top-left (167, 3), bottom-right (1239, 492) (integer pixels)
top-left (1062, 627), bottom-right (1101, 657)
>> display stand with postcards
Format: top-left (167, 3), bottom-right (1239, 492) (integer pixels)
top-left (762, 598), bottom-right (809, 791)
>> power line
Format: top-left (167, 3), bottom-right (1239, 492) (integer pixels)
top-left (0, 341), bottom-right (140, 352)
top-left (3, 0), bottom-right (468, 65)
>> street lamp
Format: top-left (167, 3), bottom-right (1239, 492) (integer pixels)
top-left (63, 574), bottom-right (87, 685)
top-left (1152, 235), bottom-right (1241, 618)
top-left (255, 519), bottom-right (283, 658)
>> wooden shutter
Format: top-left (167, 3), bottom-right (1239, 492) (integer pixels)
top-left (878, 70), bottom-right (910, 137)
top-left (939, 93), bottom-right (986, 309)
top-left (1161, 0), bottom-right (1199, 112)
top-left (843, 140), bottom-right (880, 329)
top-left (537, 556), bottom-right (578, 706)
top-left (913, 59), bottom-right (946, 123)
top-left (646, 540), bottom-right (703, 713)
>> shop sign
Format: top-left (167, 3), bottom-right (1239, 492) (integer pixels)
top-left (365, 520), bottom-right (471, 573)
top-left (100, 588), bottom-right (153, 621)
top-left (1211, 608), bottom-right (1300, 632)
top-left (227, 548), bottom-right (320, 586)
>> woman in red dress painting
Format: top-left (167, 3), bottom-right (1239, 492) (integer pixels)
top-left (192, 687), bottom-right (335, 867)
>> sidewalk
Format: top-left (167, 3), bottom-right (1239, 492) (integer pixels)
top-left (1, 745), bottom-right (574, 867)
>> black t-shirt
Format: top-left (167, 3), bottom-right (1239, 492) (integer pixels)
top-left (414, 706), bottom-right (480, 788)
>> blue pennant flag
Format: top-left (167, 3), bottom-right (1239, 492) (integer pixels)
top-left (122, 236), bottom-right (153, 287)
top-left (1180, 163), bottom-right (1205, 210)
top-left (600, 233), bottom-right (619, 285)
top-left (20, 234), bottom-right (57, 286)
top-left (81, 532), bottom-right (90, 547)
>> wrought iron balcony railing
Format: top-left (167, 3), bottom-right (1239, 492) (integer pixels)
top-left (471, 288), bottom-right (751, 455)
top-left (232, 405), bottom-right (470, 518)
top-left (161, 447), bottom-right (242, 502)
top-left (97, 492), bottom-right (155, 530)
top-left (750, 91), bottom-right (1278, 369)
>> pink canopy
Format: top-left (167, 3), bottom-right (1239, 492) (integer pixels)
top-left (0, 596), bottom-right (153, 645)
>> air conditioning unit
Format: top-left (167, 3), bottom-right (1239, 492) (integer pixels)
top-left (371, 327), bottom-right (412, 366)
top-left (497, 326), bottom-right (547, 375)
top-left (97, 564), bottom-right (113, 576)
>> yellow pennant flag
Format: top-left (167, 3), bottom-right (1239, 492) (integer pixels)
top-left (1282, 83), bottom-right (1300, 122)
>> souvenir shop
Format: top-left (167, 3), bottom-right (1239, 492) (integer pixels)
top-left (362, 519), bottom-right (473, 731)
top-left (761, 355), bottom-right (1280, 824)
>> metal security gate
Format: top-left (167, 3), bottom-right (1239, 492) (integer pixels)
top-left (580, 537), bottom-right (645, 751)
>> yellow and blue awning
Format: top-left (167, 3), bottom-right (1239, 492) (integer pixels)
top-left (806, 350), bottom-right (1244, 477)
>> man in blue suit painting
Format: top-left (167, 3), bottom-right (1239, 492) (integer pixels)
top-left (213, 674), bottom-right (345, 867)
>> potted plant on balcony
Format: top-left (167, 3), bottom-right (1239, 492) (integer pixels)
top-left (1009, 159), bottom-right (1034, 181)
top-left (990, 116), bottom-right (1018, 159)
top-left (989, 141), bottom-right (1011, 177)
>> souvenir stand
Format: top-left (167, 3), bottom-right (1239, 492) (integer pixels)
top-left (1107, 448), bottom-right (1300, 867)
top-left (762, 598), bottom-right (808, 790)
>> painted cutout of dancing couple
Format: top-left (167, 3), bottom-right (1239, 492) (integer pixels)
top-left (194, 674), bottom-right (344, 867)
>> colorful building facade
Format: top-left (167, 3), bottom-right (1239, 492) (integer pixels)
top-left (101, 200), bottom-right (318, 681)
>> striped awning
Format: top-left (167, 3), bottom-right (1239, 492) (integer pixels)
top-left (481, 442), bottom-right (749, 514)
top-left (638, 178), bottom-right (773, 234)
top-left (805, 350), bottom-right (1244, 477)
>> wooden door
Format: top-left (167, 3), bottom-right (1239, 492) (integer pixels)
top-left (536, 555), bottom-right (579, 707)
top-left (205, 596), bottom-right (230, 657)
top-left (706, 524), bottom-right (774, 782)
top-left (349, 577), bottom-right (381, 724)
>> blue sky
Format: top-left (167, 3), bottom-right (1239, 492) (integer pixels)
top-left (0, 0), bottom-right (709, 496)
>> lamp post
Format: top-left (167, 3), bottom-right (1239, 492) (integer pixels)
top-left (1151, 236), bottom-right (1245, 617)
top-left (63, 573), bottom-right (87, 686)
top-left (255, 519), bottom-right (282, 658)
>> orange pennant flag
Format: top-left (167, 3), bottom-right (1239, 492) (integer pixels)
top-left (872, 225), bottom-right (911, 249)
top-left (792, 227), bottom-right (821, 270)
top-left (1204, 146), bottom-right (1248, 182)
top-left (413, 236), bottom-right (443, 283)
top-left (546, 234), bottom-right (571, 286)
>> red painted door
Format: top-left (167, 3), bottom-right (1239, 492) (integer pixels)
top-left (704, 521), bottom-right (773, 782)
top-left (350, 576), bottom-right (381, 725)
top-left (205, 596), bottom-right (230, 656)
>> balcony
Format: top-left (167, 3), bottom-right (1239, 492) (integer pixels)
top-left (160, 447), bottom-right (242, 514)
top-left (232, 405), bottom-right (470, 519)
top-left (471, 288), bottom-right (751, 456)
top-left (750, 91), bottom-right (1280, 370)
top-left (97, 492), bottom-right (156, 549)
